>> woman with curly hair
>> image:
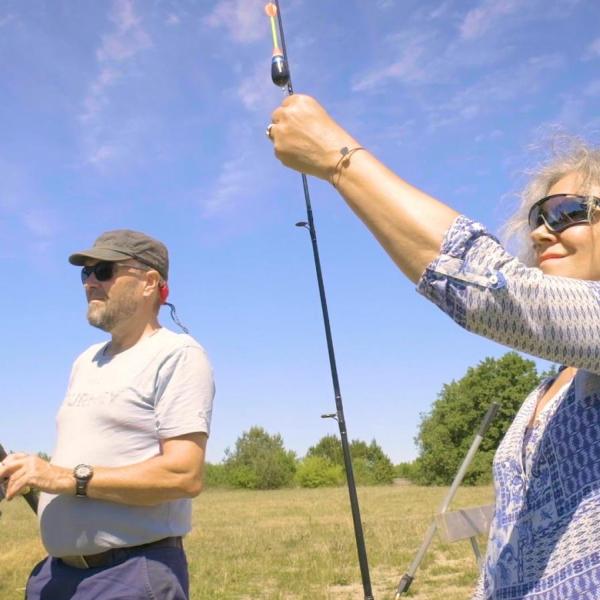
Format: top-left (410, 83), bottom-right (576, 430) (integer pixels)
top-left (268, 94), bottom-right (600, 600)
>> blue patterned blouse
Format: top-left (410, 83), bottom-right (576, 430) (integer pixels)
top-left (417, 215), bottom-right (600, 600)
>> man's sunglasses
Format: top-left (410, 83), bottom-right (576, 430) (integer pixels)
top-left (528, 193), bottom-right (600, 233)
top-left (80, 262), bottom-right (147, 283)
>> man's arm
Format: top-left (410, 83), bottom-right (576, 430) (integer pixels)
top-left (270, 94), bottom-right (459, 283)
top-left (0, 432), bottom-right (207, 507)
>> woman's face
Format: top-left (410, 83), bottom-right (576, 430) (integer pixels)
top-left (530, 172), bottom-right (600, 280)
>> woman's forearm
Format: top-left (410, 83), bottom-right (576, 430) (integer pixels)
top-left (333, 148), bottom-right (459, 282)
top-left (270, 95), bottom-right (459, 282)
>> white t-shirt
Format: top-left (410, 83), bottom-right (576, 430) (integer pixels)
top-left (38, 327), bottom-right (215, 557)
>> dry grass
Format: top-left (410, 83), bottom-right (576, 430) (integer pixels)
top-left (0, 484), bottom-right (493, 599)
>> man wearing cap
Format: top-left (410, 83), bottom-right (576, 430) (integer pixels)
top-left (0, 230), bottom-right (214, 599)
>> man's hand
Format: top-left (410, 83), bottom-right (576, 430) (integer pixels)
top-left (0, 453), bottom-right (72, 501)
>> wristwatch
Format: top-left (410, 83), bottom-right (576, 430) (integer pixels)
top-left (73, 464), bottom-right (94, 497)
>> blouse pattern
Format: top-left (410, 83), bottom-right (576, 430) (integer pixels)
top-left (417, 215), bottom-right (600, 600)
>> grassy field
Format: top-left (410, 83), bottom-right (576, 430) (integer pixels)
top-left (0, 484), bottom-right (493, 599)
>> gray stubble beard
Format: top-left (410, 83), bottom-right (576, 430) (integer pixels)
top-left (87, 281), bottom-right (140, 332)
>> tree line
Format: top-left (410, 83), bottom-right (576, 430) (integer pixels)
top-left (205, 352), bottom-right (556, 489)
top-left (205, 429), bottom-right (396, 489)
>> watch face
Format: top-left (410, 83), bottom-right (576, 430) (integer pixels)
top-left (74, 464), bottom-right (93, 480)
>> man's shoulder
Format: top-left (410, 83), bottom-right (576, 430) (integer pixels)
top-left (153, 328), bottom-right (210, 365)
top-left (156, 327), bottom-right (204, 352)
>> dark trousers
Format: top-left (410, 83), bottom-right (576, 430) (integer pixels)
top-left (25, 546), bottom-right (189, 599)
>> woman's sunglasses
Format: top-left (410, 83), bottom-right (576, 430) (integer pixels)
top-left (528, 193), bottom-right (600, 233)
top-left (80, 262), bottom-right (147, 283)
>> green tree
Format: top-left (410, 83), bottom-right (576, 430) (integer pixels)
top-left (307, 435), bottom-right (394, 485)
top-left (306, 434), bottom-right (343, 465)
top-left (350, 440), bottom-right (395, 485)
top-left (224, 426), bottom-right (297, 490)
top-left (415, 352), bottom-right (543, 485)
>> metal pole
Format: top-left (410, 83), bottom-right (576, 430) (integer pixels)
top-left (395, 402), bottom-right (499, 597)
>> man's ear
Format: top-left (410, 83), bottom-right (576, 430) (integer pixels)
top-left (143, 270), bottom-right (161, 299)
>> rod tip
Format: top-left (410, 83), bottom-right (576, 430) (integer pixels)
top-left (265, 3), bottom-right (277, 17)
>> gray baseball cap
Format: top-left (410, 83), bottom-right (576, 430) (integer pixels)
top-left (69, 229), bottom-right (169, 280)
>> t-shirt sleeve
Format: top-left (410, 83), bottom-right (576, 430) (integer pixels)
top-left (154, 345), bottom-right (215, 439)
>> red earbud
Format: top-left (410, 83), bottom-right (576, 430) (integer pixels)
top-left (159, 281), bottom-right (169, 304)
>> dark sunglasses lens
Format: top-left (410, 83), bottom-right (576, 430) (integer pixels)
top-left (528, 205), bottom-right (543, 230)
top-left (81, 262), bottom-right (114, 283)
top-left (544, 197), bottom-right (588, 231)
top-left (530, 196), bottom-right (589, 232)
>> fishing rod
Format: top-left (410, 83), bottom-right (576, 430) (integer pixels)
top-left (0, 444), bottom-right (39, 514)
top-left (265, 3), bottom-right (374, 598)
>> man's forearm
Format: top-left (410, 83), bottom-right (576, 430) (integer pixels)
top-left (85, 454), bottom-right (203, 506)
top-left (0, 433), bottom-right (207, 506)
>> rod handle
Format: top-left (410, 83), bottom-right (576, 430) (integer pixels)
top-left (0, 443), bottom-right (39, 514)
top-left (395, 573), bottom-right (413, 596)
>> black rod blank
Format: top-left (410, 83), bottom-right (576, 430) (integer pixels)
top-left (271, 2), bottom-right (374, 597)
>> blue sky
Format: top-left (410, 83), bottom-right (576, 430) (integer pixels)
top-left (1, 0), bottom-right (599, 464)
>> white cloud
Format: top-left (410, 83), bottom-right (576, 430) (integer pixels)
top-left (428, 1), bottom-right (451, 20)
top-left (201, 121), bottom-right (276, 224)
top-left (584, 37), bottom-right (600, 60)
top-left (554, 96), bottom-right (586, 128)
top-left (236, 61), bottom-right (284, 113)
top-left (204, 0), bottom-right (266, 44)
top-left (585, 80), bottom-right (600, 97)
top-left (80, 67), bottom-right (120, 123)
top-left (352, 32), bottom-right (433, 91)
top-left (97, 0), bottom-right (151, 62)
top-left (0, 158), bottom-right (62, 255)
top-left (475, 129), bottom-right (504, 143)
top-left (0, 14), bottom-right (16, 28)
top-left (459, 0), bottom-right (520, 40)
top-left (79, 0), bottom-right (152, 166)
top-left (203, 154), bottom-right (250, 217)
top-left (426, 54), bottom-right (565, 131)
top-left (166, 13), bottom-right (181, 26)
top-left (23, 208), bottom-right (60, 238)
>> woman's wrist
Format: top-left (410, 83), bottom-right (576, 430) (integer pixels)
top-left (329, 145), bottom-right (367, 187)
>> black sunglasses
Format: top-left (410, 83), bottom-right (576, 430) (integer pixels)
top-left (80, 262), bottom-right (147, 284)
top-left (528, 193), bottom-right (600, 233)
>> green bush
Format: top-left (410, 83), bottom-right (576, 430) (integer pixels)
top-left (394, 461), bottom-right (420, 482)
top-left (224, 427), bottom-right (297, 490)
top-left (295, 456), bottom-right (344, 488)
top-left (203, 463), bottom-right (230, 488)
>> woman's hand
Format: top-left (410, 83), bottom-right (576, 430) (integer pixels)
top-left (269, 94), bottom-right (358, 181)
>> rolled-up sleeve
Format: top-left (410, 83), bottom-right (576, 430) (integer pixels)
top-left (417, 215), bottom-right (600, 374)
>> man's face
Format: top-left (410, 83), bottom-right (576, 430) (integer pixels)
top-left (83, 261), bottom-right (146, 332)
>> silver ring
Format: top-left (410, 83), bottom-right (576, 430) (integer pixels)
top-left (265, 123), bottom-right (274, 139)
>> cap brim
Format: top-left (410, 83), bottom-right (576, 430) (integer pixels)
top-left (68, 249), bottom-right (133, 266)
